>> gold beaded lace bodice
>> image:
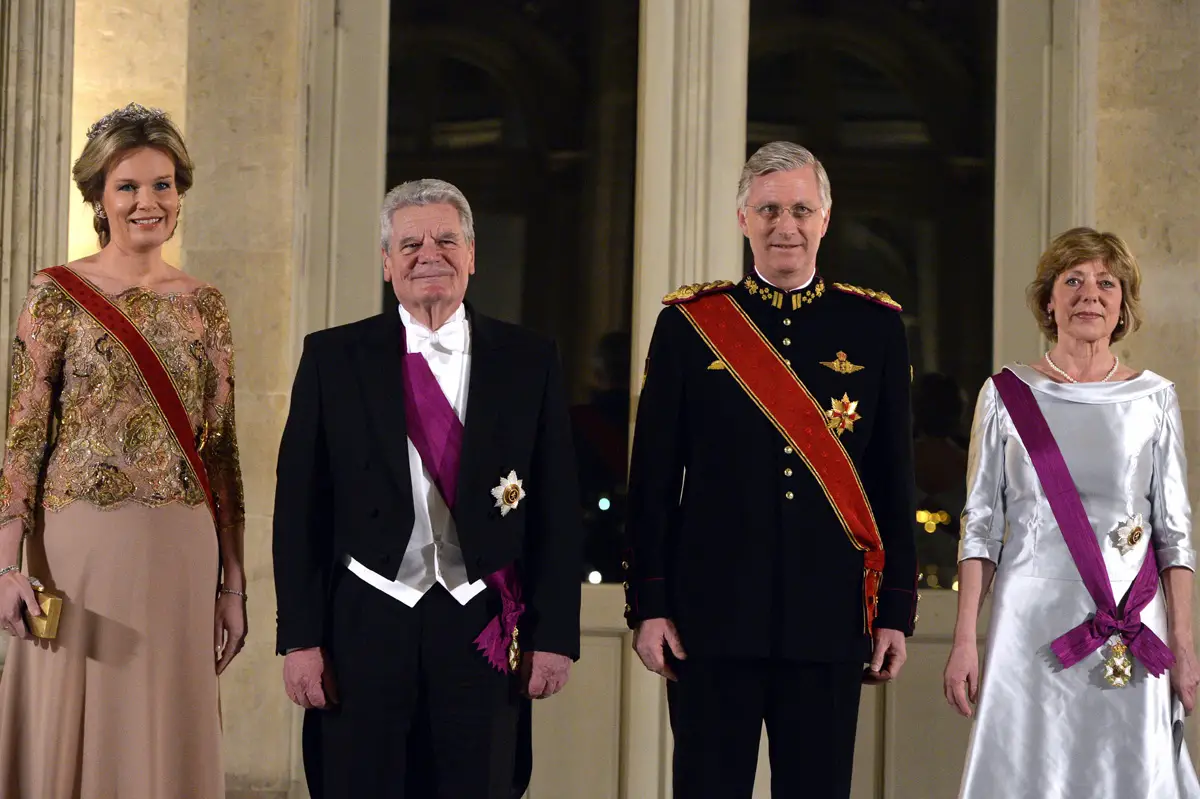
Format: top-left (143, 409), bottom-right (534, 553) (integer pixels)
top-left (0, 274), bottom-right (245, 536)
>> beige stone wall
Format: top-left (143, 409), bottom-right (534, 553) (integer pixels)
top-left (1096, 0), bottom-right (1200, 751)
top-left (178, 1), bottom-right (303, 793)
top-left (1097, 1), bottom-right (1200, 533)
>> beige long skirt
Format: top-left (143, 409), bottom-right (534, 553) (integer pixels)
top-left (0, 502), bottom-right (224, 798)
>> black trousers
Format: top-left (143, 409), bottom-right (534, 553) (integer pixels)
top-left (303, 576), bottom-right (521, 799)
top-left (667, 657), bottom-right (864, 799)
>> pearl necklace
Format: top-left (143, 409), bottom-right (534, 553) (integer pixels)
top-left (1044, 352), bottom-right (1119, 383)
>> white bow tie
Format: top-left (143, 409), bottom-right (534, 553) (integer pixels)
top-left (408, 319), bottom-right (467, 356)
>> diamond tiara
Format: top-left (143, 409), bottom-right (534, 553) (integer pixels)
top-left (86, 103), bottom-right (170, 141)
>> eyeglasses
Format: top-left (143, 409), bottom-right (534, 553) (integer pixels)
top-left (749, 203), bottom-right (822, 223)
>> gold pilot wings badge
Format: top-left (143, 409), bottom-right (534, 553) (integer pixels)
top-left (820, 351), bottom-right (864, 374)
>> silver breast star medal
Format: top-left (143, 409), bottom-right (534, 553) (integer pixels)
top-left (491, 470), bottom-right (526, 516)
top-left (1103, 637), bottom-right (1133, 687)
top-left (1113, 514), bottom-right (1145, 556)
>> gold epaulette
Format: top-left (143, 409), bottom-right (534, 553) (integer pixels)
top-left (662, 280), bottom-right (736, 305)
top-left (831, 282), bottom-right (902, 312)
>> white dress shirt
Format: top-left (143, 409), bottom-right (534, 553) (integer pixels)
top-left (345, 303), bottom-right (488, 607)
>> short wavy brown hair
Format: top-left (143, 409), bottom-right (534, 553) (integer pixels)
top-left (72, 105), bottom-right (194, 248)
top-left (1026, 227), bottom-right (1143, 344)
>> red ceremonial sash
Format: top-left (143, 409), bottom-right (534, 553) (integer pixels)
top-left (40, 266), bottom-right (218, 528)
top-left (677, 292), bottom-right (886, 631)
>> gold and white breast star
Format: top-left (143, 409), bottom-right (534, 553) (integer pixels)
top-left (491, 470), bottom-right (526, 516)
top-left (1112, 514), bottom-right (1145, 556)
top-left (825, 393), bottom-right (861, 436)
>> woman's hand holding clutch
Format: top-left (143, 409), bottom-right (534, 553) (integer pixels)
top-left (944, 641), bottom-right (980, 718)
top-left (0, 568), bottom-right (40, 640)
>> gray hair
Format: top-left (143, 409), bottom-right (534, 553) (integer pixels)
top-left (736, 141), bottom-right (832, 211)
top-left (379, 178), bottom-right (475, 251)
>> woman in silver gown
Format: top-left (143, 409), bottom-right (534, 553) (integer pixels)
top-left (944, 227), bottom-right (1200, 799)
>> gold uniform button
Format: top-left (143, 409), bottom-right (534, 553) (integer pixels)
top-left (784, 359), bottom-right (792, 366)
top-left (783, 318), bottom-right (792, 326)
top-left (785, 491), bottom-right (795, 500)
top-left (621, 560), bottom-right (630, 570)
top-left (784, 468), bottom-right (793, 477)
top-left (782, 337), bottom-right (792, 346)
top-left (783, 446), bottom-right (793, 455)
top-left (624, 603), bottom-right (631, 613)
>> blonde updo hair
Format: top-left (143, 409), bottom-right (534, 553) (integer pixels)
top-left (72, 104), bottom-right (194, 248)
top-left (1026, 226), bottom-right (1143, 344)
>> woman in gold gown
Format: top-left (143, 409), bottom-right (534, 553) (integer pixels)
top-left (0, 103), bottom-right (246, 798)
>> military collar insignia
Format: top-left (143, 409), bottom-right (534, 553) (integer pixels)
top-left (742, 274), bottom-right (825, 311)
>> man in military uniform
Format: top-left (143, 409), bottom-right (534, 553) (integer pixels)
top-left (625, 141), bottom-right (917, 797)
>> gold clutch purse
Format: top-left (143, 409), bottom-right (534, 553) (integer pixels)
top-left (23, 580), bottom-right (63, 639)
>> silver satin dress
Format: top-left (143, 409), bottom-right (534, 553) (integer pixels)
top-left (957, 365), bottom-right (1200, 799)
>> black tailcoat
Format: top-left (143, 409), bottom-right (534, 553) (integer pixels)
top-left (273, 306), bottom-right (583, 796)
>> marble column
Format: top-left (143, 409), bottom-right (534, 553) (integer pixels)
top-left (0, 0), bottom-right (74, 445)
top-left (630, 0), bottom-right (750, 397)
top-left (179, 0), bottom-right (304, 793)
top-left (0, 0), bottom-right (74, 670)
top-left (624, 1), bottom-right (749, 795)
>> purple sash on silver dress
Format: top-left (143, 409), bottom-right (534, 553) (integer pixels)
top-left (992, 369), bottom-right (1174, 677)
top-left (401, 326), bottom-right (525, 673)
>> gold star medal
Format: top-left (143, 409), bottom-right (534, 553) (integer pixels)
top-left (825, 393), bottom-right (861, 436)
top-left (820, 351), bottom-right (865, 374)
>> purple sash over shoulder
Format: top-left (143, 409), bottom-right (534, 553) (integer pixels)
top-left (992, 369), bottom-right (1173, 677)
top-left (402, 327), bottom-right (525, 674)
